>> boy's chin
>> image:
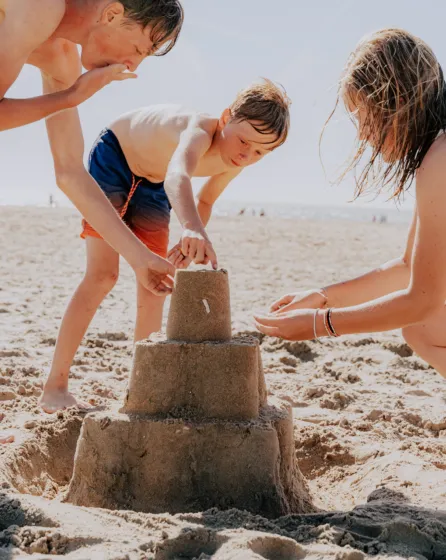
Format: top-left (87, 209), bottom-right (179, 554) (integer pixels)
top-left (80, 55), bottom-right (108, 71)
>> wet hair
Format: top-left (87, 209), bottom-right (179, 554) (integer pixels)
top-left (229, 79), bottom-right (291, 148)
top-left (120, 0), bottom-right (184, 55)
top-left (323, 28), bottom-right (446, 200)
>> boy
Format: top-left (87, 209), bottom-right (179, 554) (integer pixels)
top-left (0, 0), bottom-right (183, 443)
top-left (40, 79), bottom-right (291, 412)
top-left (1, 0), bottom-right (183, 293)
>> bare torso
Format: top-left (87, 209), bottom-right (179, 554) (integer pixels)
top-left (110, 105), bottom-right (232, 182)
top-left (0, 0), bottom-right (71, 96)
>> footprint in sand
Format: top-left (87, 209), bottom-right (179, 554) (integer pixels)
top-left (0, 412), bottom-right (14, 444)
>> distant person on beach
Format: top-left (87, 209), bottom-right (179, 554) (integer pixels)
top-left (256, 29), bottom-right (446, 379)
top-left (39, 80), bottom-right (291, 412)
top-left (0, 0), bottom-right (183, 443)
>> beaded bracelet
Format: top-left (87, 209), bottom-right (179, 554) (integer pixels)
top-left (326, 308), bottom-right (340, 338)
top-left (322, 308), bottom-right (332, 337)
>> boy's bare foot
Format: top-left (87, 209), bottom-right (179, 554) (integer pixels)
top-left (39, 388), bottom-right (93, 414)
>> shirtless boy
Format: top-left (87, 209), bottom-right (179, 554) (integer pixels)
top-left (0, 0), bottom-right (183, 442)
top-left (39, 79), bottom-right (291, 412)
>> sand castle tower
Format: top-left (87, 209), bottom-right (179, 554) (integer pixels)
top-left (66, 270), bottom-right (312, 517)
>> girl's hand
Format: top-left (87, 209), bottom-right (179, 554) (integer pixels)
top-left (254, 309), bottom-right (315, 340)
top-left (270, 290), bottom-right (327, 314)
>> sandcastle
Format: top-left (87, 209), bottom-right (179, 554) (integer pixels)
top-left (66, 270), bottom-right (312, 517)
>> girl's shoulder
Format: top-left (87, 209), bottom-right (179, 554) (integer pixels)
top-left (416, 133), bottom-right (446, 200)
top-left (419, 133), bottom-right (446, 171)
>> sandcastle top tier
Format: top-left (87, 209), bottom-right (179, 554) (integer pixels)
top-left (166, 269), bottom-right (231, 342)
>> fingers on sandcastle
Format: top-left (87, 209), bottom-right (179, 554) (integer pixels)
top-left (66, 270), bottom-right (313, 517)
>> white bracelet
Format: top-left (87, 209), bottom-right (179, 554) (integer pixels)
top-left (313, 308), bottom-right (320, 341)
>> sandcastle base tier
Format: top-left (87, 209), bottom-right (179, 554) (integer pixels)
top-left (123, 336), bottom-right (264, 420)
top-left (66, 406), bottom-right (312, 517)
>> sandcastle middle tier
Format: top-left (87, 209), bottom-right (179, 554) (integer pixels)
top-left (122, 335), bottom-right (267, 421)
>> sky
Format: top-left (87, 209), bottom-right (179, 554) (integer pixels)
top-left (0, 0), bottom-right (442, 210)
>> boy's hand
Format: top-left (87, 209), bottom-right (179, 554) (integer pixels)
top-left (181, 229), bottom-right (218, 269)
top-left (270, 290), bottom-right (327, 314)
top-left (168, 242), bottom-right (192, 269)
top-left (67, 64), bottom-right (137, 107)
top-left (133, 254), bottom-right (175, 296)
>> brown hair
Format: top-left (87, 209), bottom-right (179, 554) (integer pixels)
top-left (120, 0), bottom-right (184, 56)
top-left (323, 28), bottom-right (446, 200)
top-left (230, 79), bottom-right (291, 148)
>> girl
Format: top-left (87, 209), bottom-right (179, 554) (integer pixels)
top-left (255, 28), bottom-right (446, 378)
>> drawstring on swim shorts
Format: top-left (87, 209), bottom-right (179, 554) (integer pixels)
top-left (120, 174), bottom-right (141, 218)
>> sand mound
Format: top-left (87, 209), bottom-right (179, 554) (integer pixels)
top-left (2, 410), bottom-right (83, 498)
top-left (1, 489), bottom-right (444, 559)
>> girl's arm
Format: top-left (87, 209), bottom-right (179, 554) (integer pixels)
top-left (330, 141), bottom-right (446, 334)
top-left (270, 210), bottom-right (416, 313)
top-left (256, 140), bottom-right (446, 339)
top-left (323, 209), bottom-right (417, 308)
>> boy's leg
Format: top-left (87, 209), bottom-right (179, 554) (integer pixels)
top-left (402, 304), bottom-right (446, 379)
top-left (40, 237), bottom-right (120, 413)
top-left (129, 180), bottom-right (171, 342)
top-left (134, 282), bottom-right (166, 342)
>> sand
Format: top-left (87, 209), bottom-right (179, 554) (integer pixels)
top-left (0, 206), bottom-right (445, 559)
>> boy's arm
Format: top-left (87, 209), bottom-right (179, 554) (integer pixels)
top-left (196, 170), bottom-right (242, 226)
top-left (41, 41), bottom-right (174, 294)
top-left (168, 169), bottom-right (241, 269)
top-left (0, 0), bottom-right (114, 130)
top-left (164, 123), bottom-right (218, 267)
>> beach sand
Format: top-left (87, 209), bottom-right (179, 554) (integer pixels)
top-left (0, 206), bottom-right (445, 559)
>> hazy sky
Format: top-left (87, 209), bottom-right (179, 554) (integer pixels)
top-left (0, 0), bottom-right (440, 209)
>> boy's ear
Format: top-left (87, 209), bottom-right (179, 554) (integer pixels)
top-left (101, 2), bottom-right (125, 25)
top-left (219, 108), bottom-right (232, 128)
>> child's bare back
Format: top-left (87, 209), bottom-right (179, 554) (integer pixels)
top-left (110, 105), bottom-right (231, 182)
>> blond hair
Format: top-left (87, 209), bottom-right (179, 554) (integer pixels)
top-left (324, 28), bottom-right (446, 199)
top-left (230, 79), bottom-right (291, 148)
